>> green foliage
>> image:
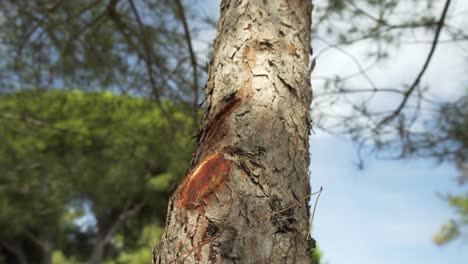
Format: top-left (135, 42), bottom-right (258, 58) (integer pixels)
top-left (105, 225), bottom-right (164, 264)
top-left (432, 95), bottom-right (468, 245)
top-left (52, 251), bottom-right (79, 264)
top-left (312, 246), bottom-right (323, 264)
top-left (448, 195), bottom-right (468, 221)
top-left (434, 194), bottom-right (468, 245)
top-left (0, 90), bottom-right (194, 263)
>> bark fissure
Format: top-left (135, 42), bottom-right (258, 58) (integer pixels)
top-left (156, 1), bottom-right (314, 263)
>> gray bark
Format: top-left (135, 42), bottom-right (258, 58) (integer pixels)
top-left (90, 235), bottom-right (105, 264)
top-left (156, 0), bottom-right (314, 263)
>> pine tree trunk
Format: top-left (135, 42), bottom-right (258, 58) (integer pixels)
top-left (156, 0), bottom-right (314, 263)
top-left (90, 236), bottom-right (105, 264)
top-left (42, 226), bottom-right (54, 264)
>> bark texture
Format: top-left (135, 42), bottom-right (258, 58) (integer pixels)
top-left (156, 0), bottom-right (313, 263)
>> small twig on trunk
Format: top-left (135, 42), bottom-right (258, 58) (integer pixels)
top-left (256, 187), bottom-right (323, 223)
top-left (168, 229), bottom-right (224, 264)
top-left (309, 186), bottom-right (323, 233)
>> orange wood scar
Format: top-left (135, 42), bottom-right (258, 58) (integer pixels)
top-left (177, 153), bottom-right (233, 209)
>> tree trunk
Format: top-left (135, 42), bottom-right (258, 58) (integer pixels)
top-left (1, 241), bottom-right (28, 264)
top-left (156, 0), bottom-right (314, 263)
top-left (42, 226), bottom-right (53, 264)
top-left (90, 235), bottom-right (105, 264)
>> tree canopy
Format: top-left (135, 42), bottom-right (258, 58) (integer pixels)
top-left (0, 90), bottom-right (194, 263)
top-left (0, 0), bottom-right (201, 107)
top-left (312, 0), bottom-right (467, 245)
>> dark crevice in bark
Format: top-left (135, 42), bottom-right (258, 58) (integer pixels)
top-left (277, 74), bottom-right (297, 97)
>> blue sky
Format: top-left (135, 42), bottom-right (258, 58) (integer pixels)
top-left (310, 133), bottom-right (467, 264)
top-left (194, 1), bottom-right (467, 263)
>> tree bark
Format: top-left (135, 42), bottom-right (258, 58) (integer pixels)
top-left (156, 0), bottom-right (314, 263)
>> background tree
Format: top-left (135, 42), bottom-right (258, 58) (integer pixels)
top-left (0, 90), bottom-right (194, 263)
top-left (310, 0), bottom-right (467, 244)
top-left (432, 96), bottom-right (467, 245)
top-left (0, 0), bottom-right (201, 110)
top-left (311, 0), bottom-right (464, 162)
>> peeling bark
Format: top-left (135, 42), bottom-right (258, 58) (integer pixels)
top-left (156, 0), bottom-right (314, 263)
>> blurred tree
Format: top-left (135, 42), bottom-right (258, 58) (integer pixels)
top-left (311, 0), bottom-right (467, 245)
top-left (0, 0), bottom-right (201, 110)
top-left (312, 246), bottom-right (323, 264)
top-left (433, 95), bottom-right (467, 245)
top-left (311, 0), bottom-right (466, 165)
top-left (104, 224), bottom-right (164, 264)
top-left (0, 90), bottom-right (194, 264)
top-left (2, 0), bottom-right (463, 164)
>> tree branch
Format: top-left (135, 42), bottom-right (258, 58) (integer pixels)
top-left (127, 0), bottom-right (162, 101)
top-left (103, 202), bottom-right (145, 244)
top-left (377, 0), bottom-right (452, 128)
top-left (16, 1), bottom-right (64, 55)
top-left (174, 0), bottom-right (199, 110)
top-left (316, 36), bottom-right (377, 90)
